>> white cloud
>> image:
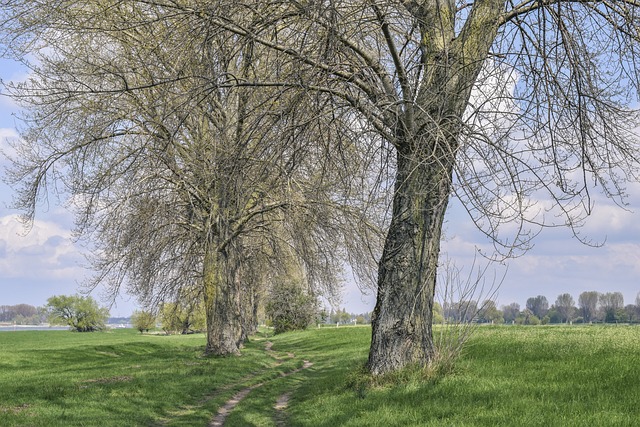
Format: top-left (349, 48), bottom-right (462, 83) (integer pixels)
top-left (599, 242), bottom-right (640, 274)
top-left (0, 214), bottom-right (85, 280)
top-left (493, 230), bottom-right (640, 306)
top-left (581, 202), bottom-right (640, 242)
top-left (0, 128), bottom-right (18, 139)
top-left (0, 213), bottom-right (140, 314)
top-left (440, 184), bottom-right (640, 309)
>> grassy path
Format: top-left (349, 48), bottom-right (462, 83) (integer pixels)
top-left (207, 340), bottom-right (313, 427)
top-left (3, 326), bottom-right (640, 426)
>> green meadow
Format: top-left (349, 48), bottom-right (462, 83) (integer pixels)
top-left (1, 325), bottom-right (640, 426)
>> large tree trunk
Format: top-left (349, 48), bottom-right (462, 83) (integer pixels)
top-left (366, 0), bottom-right (505, 375)
top-left (203, 245), bottom-right (243, 355)
top-left (367, 143), bottom-right (454, 375)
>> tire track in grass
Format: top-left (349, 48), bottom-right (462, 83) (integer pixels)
top-left (209, 341), bottom-right (312, 427)
top-left (209, 381), bottom-right (266, 426)
top-left (273, 359), bottom-right (312, 427)
top-left (156, 339), bottom-right (281, 426)
top-left (274, 392), bottom-right (291, 427)
top-left (155, 366), bottom-right (271, 427)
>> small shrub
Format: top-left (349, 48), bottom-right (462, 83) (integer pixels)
top-left (528, 315), bottom-right (541, 325)
top-left (131, 310), bottom-right (156, 333)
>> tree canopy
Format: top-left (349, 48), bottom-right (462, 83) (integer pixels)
top-left (3, 0), bottom-right (640, 374)
top-left (0, 0), bottom-right (382, 355)
top-left (46, 295), bottom-right (109, 332)
top-left (131, 310), bottom-right (156, 334)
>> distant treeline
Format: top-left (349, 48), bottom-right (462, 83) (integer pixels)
top-left (0, 304), bottom-right (47, 325)
top-left (6, 290), bottom-right (636, 327)
top-left (440, 291), bottom-right (640, 325)
top-left (323, 308), bottom-right (372, 325)
top-left (328, 290), bottom-right (640, 326)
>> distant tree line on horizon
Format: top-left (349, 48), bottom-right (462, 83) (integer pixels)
top-left (0, 304), bottom-right (47, 325)
top-left (5, 289), bottom-right (639, 330)
top-left (440, 291), bottom-right (640, 325)
top-left (1, 296), bottom-right (111, 331)
top-left (302, 290), bottom-right (640, 328)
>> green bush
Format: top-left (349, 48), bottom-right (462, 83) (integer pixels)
top-left (131, 310), bottom-right (156, 333)
top-left (265, 280), bottom-right (318, 334)
top-left (46, 295), bottom-right (109, 332)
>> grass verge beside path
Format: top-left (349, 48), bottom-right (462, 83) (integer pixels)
top-left (0, 329), bottom-right (274, 427)
top-left (281, 325), bottom-right (640, 426)
top-left (2, 325), bottom-right (640, 426)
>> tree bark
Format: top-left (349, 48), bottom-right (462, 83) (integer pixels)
top-left (203, 245), bottom-right (243, 356)
top-left (367, 142), bottom-right (454, 375)
top-left (365, 0), bottom-right (504, 375)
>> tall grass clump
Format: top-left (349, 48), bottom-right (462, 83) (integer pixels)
top-left (431, 256), bottom-right (503, 379)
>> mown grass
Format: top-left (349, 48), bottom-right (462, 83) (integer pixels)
top-left (2, 325), bottom-right (640, 426)
top-left (0, 329), bottom-right (276, 426)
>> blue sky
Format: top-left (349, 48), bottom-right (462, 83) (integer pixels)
top-left (1, 58), bottom-right (640, 317)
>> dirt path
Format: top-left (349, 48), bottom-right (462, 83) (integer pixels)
top-left (208, 341), bottom-right (312, 427)
top-left (154, 363), bottom-right (273, 427)
top-left (273, 392), bottom-right (291, 427)
top-left (209, 382), bottom-right (264, 427)
top-left (272, 359), bottom-right (313, 426)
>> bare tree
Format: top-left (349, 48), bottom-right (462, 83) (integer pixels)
top-left (477, 300), bottom-right (502, 324)
top-left (554, 293), bottom-right (575, 323)
top-left (0, 1), bottom-right (382, 355)
top-left (599, 292), bottom-right (624, 322)
top-left (164, 0), bottom-right (640, 374)
top-left (526, 295), bottom-right (549, 320)
top-left (501, 302), bottom-right (520, 324)
top-left (4, 0), bottom-right (640, 374)
top-left (578, 291), bottom-right (599, 323)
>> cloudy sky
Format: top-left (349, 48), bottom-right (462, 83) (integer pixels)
top-left (1, 57), bottom-right (640, 317)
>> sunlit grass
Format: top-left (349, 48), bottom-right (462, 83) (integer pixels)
top-left (2, 325), bottom-right (640, 426)
top-left (284, 325), bottom-right (640, 426)
top-left (0, 329), bottom-right (274, 426)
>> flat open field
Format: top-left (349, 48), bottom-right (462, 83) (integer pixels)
top-left (1, 325), bottom-right (639, 426)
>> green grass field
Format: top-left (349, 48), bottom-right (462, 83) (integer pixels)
top-left (1, 325), bottom-right (639, 426)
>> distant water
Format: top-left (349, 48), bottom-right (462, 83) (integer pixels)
top-left (0, 324), bottom-right (131, 332)
top-left (0, 325), bottom-right (69, 332)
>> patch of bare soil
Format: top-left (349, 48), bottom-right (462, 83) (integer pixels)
top-left (274, 392), bottom-right (290, 427)
top-left (209, 382), bottom-right (264, 427)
